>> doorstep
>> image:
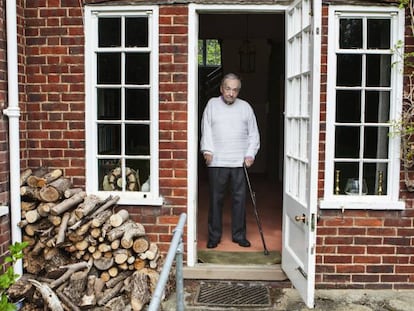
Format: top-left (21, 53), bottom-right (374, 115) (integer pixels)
top-left (183, 264), bottom-right (288, 281)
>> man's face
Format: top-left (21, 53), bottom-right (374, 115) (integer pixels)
top-left (220, 79), bottom-right (240, 104)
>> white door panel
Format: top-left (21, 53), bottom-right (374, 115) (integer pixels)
top-left (282, 0), bottom-right (321, 308)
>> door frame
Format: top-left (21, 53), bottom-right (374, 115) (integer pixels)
top-left (187, 3), bottom-right (287, 267)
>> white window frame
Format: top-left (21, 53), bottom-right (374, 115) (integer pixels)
top-left (320, 5), bottom-right (405, 210)
top-left (84, 5), bottom-right (162, 205)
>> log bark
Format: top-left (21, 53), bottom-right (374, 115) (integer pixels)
top-left (91, 209), bottom-right (112, 228)
top-left (20, 168), bottom-right (33, 186)
top-left (94, 257), bottom-right (114, 271)
top-left (50, 261), bottom-right (92, 289)
top-left (109, 209), bottom-right (129, 227)
top-left (56, 212), bottom-right (70, 246)
top-left (74, 194), bottom-right (103, 219)
top-left (64, 187), bottom-right (83, 199)
top-left (50, 191), bottom-right (86, 215)
top-left (29, 279), bottom-right (64, 311)
top-left (80, 275), bottom-right (96, 308)
top-left (39, 177), bottom-right (72, 203)
top-left (128, 271), bottom-right (150, 311)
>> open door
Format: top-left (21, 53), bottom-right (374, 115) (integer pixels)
top-left (282, 0), bottom-right (321, 308)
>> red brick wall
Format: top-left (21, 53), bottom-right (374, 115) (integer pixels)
top-left (316, 3), bottom-right (414, 289)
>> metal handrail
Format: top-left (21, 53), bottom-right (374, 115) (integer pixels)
top-left (148, 213), bottom-right (187, 311)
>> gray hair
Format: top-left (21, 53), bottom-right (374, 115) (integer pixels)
top-left (221, 73), bottom-right (242, 89)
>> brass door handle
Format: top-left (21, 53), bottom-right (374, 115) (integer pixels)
top-left (295, 214), bottom-right (306, 223)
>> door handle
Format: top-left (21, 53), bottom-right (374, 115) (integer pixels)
top-left (294, 214), bottom-right (306, 223)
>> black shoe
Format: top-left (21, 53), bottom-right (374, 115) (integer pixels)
top-left (207, 240), bottom-right (219, 248)
top-left (232, 239), bottom-right (251, 247)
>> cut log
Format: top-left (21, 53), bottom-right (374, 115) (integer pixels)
top-left (98, 243), bottom-right (111, 253)
top-left (109, 209), bottom-right (130, 227)
top-left (56, 212), bottom-right (70, 246)
top-left (97, 280), bottom-right (123, 306)
top-left (111, 239), bottom-right (121, 250)
top-left (26, 167), bottom-right (48, 187)
top-left (121, 225), bottom-right (146, 248)
top-left (140, 242), bottom-right (159, 260)
top-left (20, 168), bottom-right (33, 186)
top-left (39, 177), bottom-right (72, 203)
top-left (64, 187), bottom-right (83, 199)
top-left (25, 209), bottom-right (41, 224)
top-left (105, 295), bottom-right (131, 311)
top-left (91, 209), bottom-right (112, 228)
top-left (21, 201), bottom-right (37, 212)
top-left (90, 195), bottom-right (120, 217)
top-left (20, 186), bottom-right (41, 201)
top-left (129, 271), bottom-right (150, 311)
top-left (50, 191), bottom-right (86, 215)
top-left (100, 271), bottom-right (111, 282)
top-left (132, 236), bottom-right (150, 254)
top-left (108, 266), bottom-right (119, 278)
top-left (94, 257), bottom-right (114, 271)
top-left (29, 279), bottom-right (64, 311)
top-left (74, 194), bottom-right (103, 219)
top-left (114, 249), bottom-right (129, 265)
top-left (56, 290), bottom-right (81, 311)
top-left (48, 215), bottom-right (62, 226)
top-left (50, 261), bottom-right (92, 289)
top-left (105, 270), bottom-right (133, 288)
top-left (37, 202), bottom-right (55, 217)
top-left (133, 258), bottom-right (146, 271)
top-left (80, 275), bottom-right (97, 308)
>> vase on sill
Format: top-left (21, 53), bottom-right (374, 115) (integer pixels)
top-left (344, 178), bottom-right (368, 195)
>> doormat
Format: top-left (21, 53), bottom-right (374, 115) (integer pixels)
top-left (198, 250), bottom-right (281, 265)
top-left (194, 282), bottom-right (271, 307)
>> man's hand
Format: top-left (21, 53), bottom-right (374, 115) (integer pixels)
top-left (244, 157), bottom-right (254, 168)
top-left (204, 153), bottom-right (213, 165)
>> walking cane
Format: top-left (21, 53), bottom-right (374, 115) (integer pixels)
top-left (243, 164), bottom-right (269, 256)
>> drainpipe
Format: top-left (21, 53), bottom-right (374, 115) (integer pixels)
top-left (3, 0), bottom-right (22, 275)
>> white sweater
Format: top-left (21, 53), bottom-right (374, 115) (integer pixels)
top-left (200, 96), bottom-right (260, 167)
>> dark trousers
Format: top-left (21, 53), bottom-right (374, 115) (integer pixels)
top-left (207, 167), bottom-right (247, 243)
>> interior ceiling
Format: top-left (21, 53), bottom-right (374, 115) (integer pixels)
top-left (199, 13), bottom-right (284, 41)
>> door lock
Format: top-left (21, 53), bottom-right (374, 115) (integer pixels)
top-left (294, 214), bottom-right (306, 223)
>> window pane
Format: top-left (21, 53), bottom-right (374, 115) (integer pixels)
top-left (365, 91), bottom-right (390, 123)
top-left (334, 162), bottom-right (359, 194)
top-left (99, 159), bottom-right (120, 191)
top-left (364, 126), bottom-right (389, 158)
top-left (99, 18), bottom-right (121, 47)
top-left (97, 53), bottom-right (121, 84)
top-left (337, 54), bottom-right (362, 86)
top-left (98, 124), bottom-right (121, 155)
top-left (126, 89), bottom-right (149, 120)
top-left (335, 126), bottom-right (360, 158)
top-left (206, 40), bottom-right (221, 65)
top-left (363, 163), bottom-right (388, 195)
top-left (339, 18), bottom-right (362, 49)
top-left (367, 19), bottom-right (390, 49)
top-left (125, 124), bottom-right (149, 155)
top-left (127, 159), bottom-right (150, 191)
top-left (336, 90), bottom-right (361, 123)
top-left (126, 17), bottom-right (148, 47)
top-left (366, 54), bottom-right (391, 87)
top-left (97, 88), bottom-right (121, 120)
top-left (125, 53), bottom-right (149, 84)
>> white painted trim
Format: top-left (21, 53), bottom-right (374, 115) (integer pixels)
top-left (84, 5), bottom-right (161, 205)
top-left (187, 3), bottom-right (289, 267)
top-left (323, 5), bottom-right (405, 209)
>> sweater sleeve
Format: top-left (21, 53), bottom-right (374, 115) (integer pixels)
top-left (200, 100), bottom-right (214, 155)
top-left (245, 105), bottom-right (260, 158)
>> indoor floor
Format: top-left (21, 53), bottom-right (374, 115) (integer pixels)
top-left (197, 171), bottom-right (283, 252)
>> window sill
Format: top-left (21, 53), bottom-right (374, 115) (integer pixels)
top-left (94, 191), bottom-right (163, 206)
top-left (319, 198), bottom-right (405, 210)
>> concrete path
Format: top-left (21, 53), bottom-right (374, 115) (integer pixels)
top-left (161, 281), bottom-right (414, 311)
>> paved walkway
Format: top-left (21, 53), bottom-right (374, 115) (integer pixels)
top-left (161, 281), bottom-right (414, 311)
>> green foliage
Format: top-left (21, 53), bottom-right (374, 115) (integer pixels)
top-left (0, 242), bottom-right (28, 311)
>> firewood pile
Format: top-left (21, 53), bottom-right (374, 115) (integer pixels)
top-left (8, 167), bottom-right (173, 311)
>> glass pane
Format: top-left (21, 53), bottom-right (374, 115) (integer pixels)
top-left (339, 18), bottom-right (362, 49)
top-left (98, 124), bottom-right (121, 155)
top-left (127, 159), bottom-right (151, 192)
top-left (97, 53), bottom-right (121, 84)
top-left (367, 19), bottom-right (390, 49)
top-left (125, 53), bottom-right (150, 84)
top-left (99, 159), bottom-right (121, 191)
top-left (364, 126), bottom-right (389, 158)
top-left (337, 54), bottom-right (362, 86)
top-left (335, 126), bottom-right (360, 158)
top-left (336, 90), bottom-right (361, 123)
top-left (333, 162), bottom-right (359, 194)
top-left (126, 89), bottom-right (150, 120)
top-left (98, 18), bottom-right (121, 47)
top-left (206, 40), bottom-right (221, 65)
top-left (126, 17), bottom-right (148, 47)
top-left (363, 163), bottom-right (388, 195)
top-left (97, 88), bottom-right (121, 120)
top-left (198, 40), bottom-right (204, 65)
top-left (365, 91), bottom-right (390, 123)
top-left (366, 54), bottom-right (391, 87)
top-left (125, 124), bottom-right (149, 155)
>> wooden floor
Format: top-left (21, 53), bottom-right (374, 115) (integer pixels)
top-left (197, 171), bottom-right (283, 253)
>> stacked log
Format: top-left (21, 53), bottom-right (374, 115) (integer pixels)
top-left (9, 167), bottom-right (173, 311)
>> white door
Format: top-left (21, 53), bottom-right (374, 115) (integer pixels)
top-left (282, 0), bottom-right (321, 308)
